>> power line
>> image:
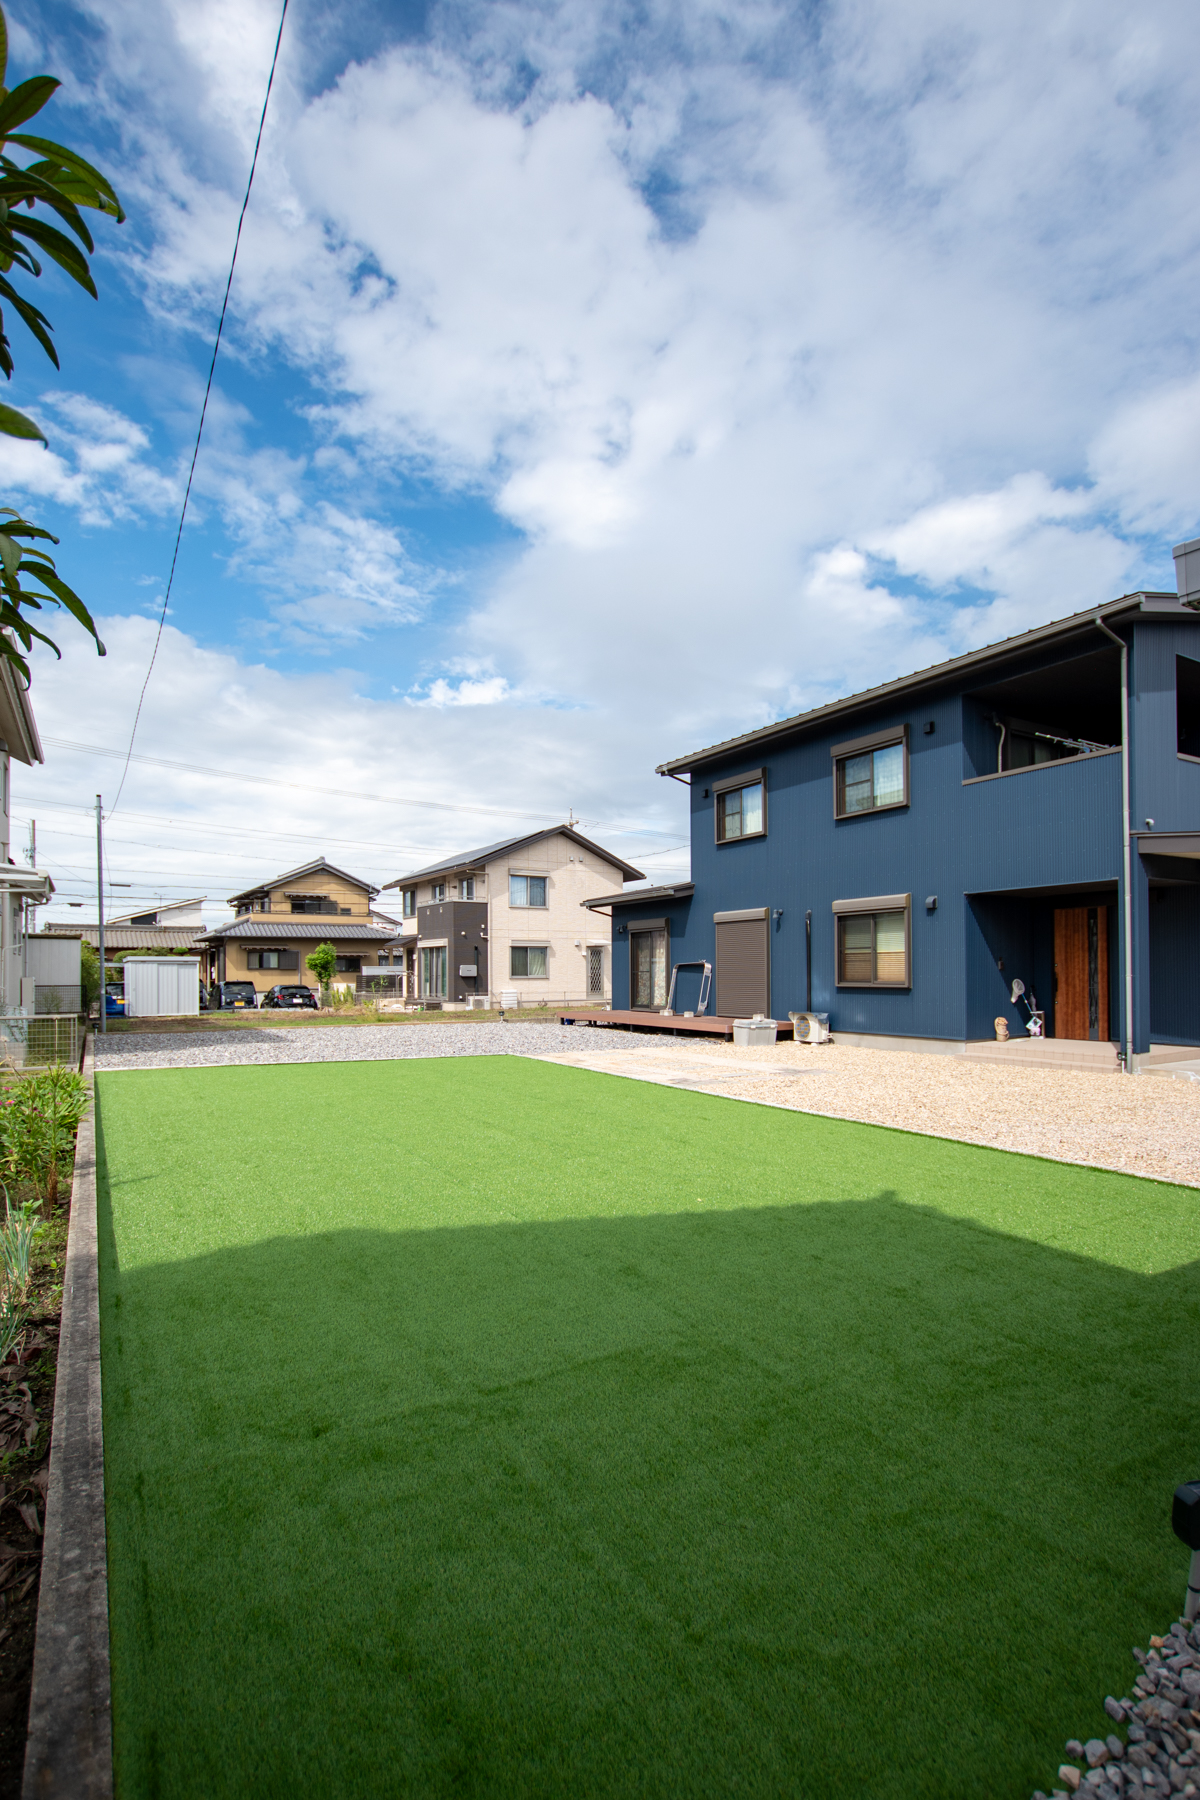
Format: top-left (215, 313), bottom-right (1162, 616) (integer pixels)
top-left (41, 738), bottom-right (681, 837)
top-left (109, 0), bottom-right (290, 817)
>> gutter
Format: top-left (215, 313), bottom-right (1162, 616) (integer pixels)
top-left (1094, 615), bottom-right (1133, 1073)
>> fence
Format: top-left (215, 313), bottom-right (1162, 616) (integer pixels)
top-left (34, 984), bottom-right (82, 1016)
top-left (0, 1013), bottom-right (81, 1068)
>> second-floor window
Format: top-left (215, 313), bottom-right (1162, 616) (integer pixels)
top-left (715, 777), bottom-right (765, 842)
top-left (509, 875), bottom-right (547, 907)
top-left (403, 889), bottom-right (415, 917)
top-left (430, 883), bottom-right (446, 903)
top-left (460, 878), bottom-right (475, 899)
top-left (833, 731), bottom-right (907, 818)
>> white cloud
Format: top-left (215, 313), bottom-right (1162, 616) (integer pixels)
top-left (14, 0), bottom-right (1200, 825)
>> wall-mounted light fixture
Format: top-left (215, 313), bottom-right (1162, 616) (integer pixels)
top-left (772, 908), bottom-right (783, 923)
top-left (924, 720), bottom-right (936, 735)
top-left (925, 896), bottom-right (937, 911)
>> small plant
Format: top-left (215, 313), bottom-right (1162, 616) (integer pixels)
top-left (0, 1299), bottom-right (24, 1367)
top-left (0, 1192), bottom-right (37, 1302)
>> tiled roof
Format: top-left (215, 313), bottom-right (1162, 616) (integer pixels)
top-left (40, 924), bottom-right (203, 951)
top-left (196, 918), bottom-right (394, 942)
top-left (226, 858), bottom-right (379, 906)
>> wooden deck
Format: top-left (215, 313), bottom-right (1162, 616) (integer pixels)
top-left (558, 1010), bottom-right (794, 1039)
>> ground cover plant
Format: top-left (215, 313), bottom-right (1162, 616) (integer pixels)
top-left (96, 1059), bottom-right (1200, 1799)
top-left (0, 1065), bottom-right (84, 1794)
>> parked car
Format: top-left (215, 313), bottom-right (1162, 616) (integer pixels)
top-left (217, 981), bottom-right (259, 1010)
top-left (261, 984), bottom-right (319, 1010)
top-left (104, 984), bottom-right (125, 1018)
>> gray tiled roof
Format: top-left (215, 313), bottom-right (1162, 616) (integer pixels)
top-left (196, 919), bottom-right (394, 942)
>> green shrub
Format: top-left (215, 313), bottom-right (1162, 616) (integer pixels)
top-left (1, 1066), bottom-right (89, 1207)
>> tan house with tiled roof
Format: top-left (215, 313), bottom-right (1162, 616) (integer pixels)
top-left (195, 858), bottom-right (394, 998)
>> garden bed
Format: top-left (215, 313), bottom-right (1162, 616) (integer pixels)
top-left (0, 1058), bottom-right (89, 1798)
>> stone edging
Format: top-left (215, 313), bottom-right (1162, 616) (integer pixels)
top-left (21, 1044), bottom-right (112, 1799)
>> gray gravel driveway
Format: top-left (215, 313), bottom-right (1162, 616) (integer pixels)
top-left (93, 1021), bottom-right (645, 1071)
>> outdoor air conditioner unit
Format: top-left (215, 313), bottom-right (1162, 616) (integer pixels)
top-left (789, 1011), bottom-right (831, 1044)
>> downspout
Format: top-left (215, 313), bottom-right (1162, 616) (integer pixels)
top-left (1094, 615), bottom-right (1133, 1072)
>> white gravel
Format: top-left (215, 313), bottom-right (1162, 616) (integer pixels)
top-left (92, 1020), bottom-right (653, 1070)
top-left (540, 1038), bottom-right (1200, 1187)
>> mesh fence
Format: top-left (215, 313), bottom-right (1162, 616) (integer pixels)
top-left (0, 1013), bottom-right (81, 1068)
top-left (34, 984), bottom-right (83, 1016)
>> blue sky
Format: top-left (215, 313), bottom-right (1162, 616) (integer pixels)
top-left (4, 0), bottom-right (1199, 919)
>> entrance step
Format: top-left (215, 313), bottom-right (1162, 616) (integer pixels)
top-left (963, 1038), bottom-right (1120, 1073)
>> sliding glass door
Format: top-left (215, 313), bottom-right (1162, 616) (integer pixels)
top-left (420, 947), bottom-right (447, 999)
top-left (630, 929), bottom-right (667, 1009)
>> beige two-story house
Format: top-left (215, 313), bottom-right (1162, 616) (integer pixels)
top-left (381, 828), bottom-right (644, 1007)
top-left (196, 858), bottom-right (395, 999)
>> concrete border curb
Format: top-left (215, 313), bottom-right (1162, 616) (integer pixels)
top-left (22, 1043), bottom-right (112, 1799)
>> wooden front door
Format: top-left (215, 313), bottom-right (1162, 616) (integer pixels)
top-left (1053, 906), bottom-right (1109, 1041)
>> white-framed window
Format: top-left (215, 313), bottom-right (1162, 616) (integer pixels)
top-left (430, 883), bottom-right (446, 903)
top-left (460, 877), bottom-right (475, 899)
top-left (510, 945), bottom-right (548, 977)
top-left (509, 875), bottom-right (547, 908)
top-left (402, 889), bottom-right (415, 917)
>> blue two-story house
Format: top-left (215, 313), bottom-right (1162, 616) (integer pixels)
top-left (586, 538), bottom-right (1200, 1066)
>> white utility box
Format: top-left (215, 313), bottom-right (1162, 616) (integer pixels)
top-left (733, 1015), bottom-right (776, 1048)
top-left (789, 1011), bottom-right (831, 1044)
top-left (123, 956), bottom-right (200, 1019)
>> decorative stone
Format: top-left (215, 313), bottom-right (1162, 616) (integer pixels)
top-left (1059, 1768), bottom-right (1082, 1792)
top-left (1183, 1674), bottom-right (1200, 1699)
top-left (1110, 1700), bottom-right (1131, 1721)
top-left (1110, 1737), bottom-right (1128, 1757)
top-left (1087, 1742), bottom-right (1112, 1767)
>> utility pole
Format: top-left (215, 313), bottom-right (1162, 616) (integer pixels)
top-left (96, 796), bottom-right (106, 1036)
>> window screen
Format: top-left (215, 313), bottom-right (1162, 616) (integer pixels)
top-left (509, 875), bottom-right (547, 907)
top-left (835, 741), bottom-right (906, 816)
top-left (510, 945), bottom-right (548, 977)
top-left (836, 910), bottom-right (909, 985)
top-left (716, 782), bottom-right (764, 841)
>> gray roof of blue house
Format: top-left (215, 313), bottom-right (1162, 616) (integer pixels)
top-left (657, 590), bottom-right (1196, 776)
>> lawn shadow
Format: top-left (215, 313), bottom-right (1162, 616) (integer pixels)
top-left (96, 1179), bottom-right (1200, 1800)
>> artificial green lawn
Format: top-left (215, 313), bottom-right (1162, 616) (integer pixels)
top-left (95, 1058), bottom-right (1200, 1798)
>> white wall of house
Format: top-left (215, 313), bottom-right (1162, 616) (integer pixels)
top-left (388, 834), bottom-right (627, 1006)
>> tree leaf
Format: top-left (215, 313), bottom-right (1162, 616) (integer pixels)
top-left (0, 402), bottom-right (44, 442)
top-left (9, 215), bottom-right (95, 294)
top-left (0, 78), bottom-right (59, 140)
top-left (0, 13), bottom-right (8, 94)
top-left (5, 135), bottom-right (125, 222)
top-left (0, 535), bottom-right (20, 580)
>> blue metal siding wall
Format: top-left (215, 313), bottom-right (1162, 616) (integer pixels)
top-left (682, 674), bottom-right (1125, 1039)
top-left (1149, 885), bottom-right (1200, 1044)
top-left (1130, 619), bottom-right (1200, 832)
top-left (608, 899), bottom-right (697, 1008)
